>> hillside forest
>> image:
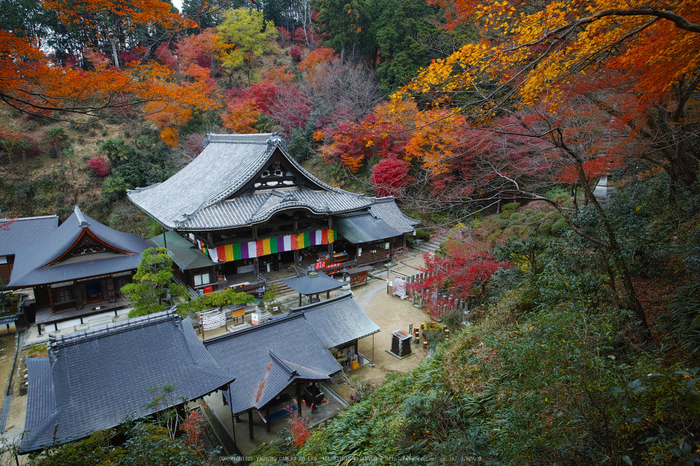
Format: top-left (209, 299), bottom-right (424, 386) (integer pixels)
top-left (2, 0), bottom-right (700, 464)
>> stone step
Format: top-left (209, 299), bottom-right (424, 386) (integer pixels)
top-left (410, 231), bottom-right (449, 256)
top-left (266, 278), bottom-right (295, 297)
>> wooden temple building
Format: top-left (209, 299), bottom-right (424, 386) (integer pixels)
top-left (3, 206), bottom-right (149, 330)
top-left (128, 133), bottom-right (418, 294)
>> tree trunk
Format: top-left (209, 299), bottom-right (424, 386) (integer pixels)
top-left (558, 132), bottom-right (649, 331)
top-left (110, 38), bottom-right (120, 68)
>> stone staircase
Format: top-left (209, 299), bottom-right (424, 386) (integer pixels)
top-left (173, 275), bottom-right (198, 300)
top-left (265, 275), bottom-right (296, 298)
top-left (411, 230), bottom-right (449, 256)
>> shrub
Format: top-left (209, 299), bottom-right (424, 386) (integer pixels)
top-left (538, 220), bottom-right (553, 236)
top-left (290, 45), bottom-right (303, 63)
top-left (293, 26), bottom-right (306, 44)
top-left (501, 202), bottom-right (520, 212)
top-left (176, 289), bottom-right (255, 316)
top-left (509, 212), bottom-right (524, 223)
top-left (87, 156), bottom-right (110, 176)
top-left (286, 412), bottom-right (312, 448)
top-left (415, 230), bottom-right (431, 241)
top-left (488, 228), bottom-right (503, 240)
top-left (550, 217), bottom-right (569, 235)
top-left (14, 181), bottom-right (32, 200)
top-left (102, 176), bottom-right (130, 199)
top-left (287, 128), bottom-right (313, 163)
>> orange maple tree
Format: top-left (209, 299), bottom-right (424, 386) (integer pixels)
top-left (0, 0), bottom-right (220, 145)
top-left (221, 97), bottom-right (260, 134)
top-left (401, 0), bottom-right (700, 188)
top-left (43, 0), bottom-right (193, 68)
top-left (297, 47), bottom-right (338, 73)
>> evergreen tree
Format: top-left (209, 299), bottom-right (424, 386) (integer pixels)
top-left (121, 247), bottom-right (187, 317)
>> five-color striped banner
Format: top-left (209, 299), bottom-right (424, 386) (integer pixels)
top-left (198, 229), bottom-right (336, 263)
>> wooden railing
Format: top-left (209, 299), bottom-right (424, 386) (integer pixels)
top-left (357, 250), bottom-right (390, 266)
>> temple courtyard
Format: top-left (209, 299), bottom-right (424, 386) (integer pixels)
top-left (0, 250), bottom-right (434, 461)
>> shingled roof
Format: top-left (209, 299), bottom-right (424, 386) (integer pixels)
top-left (148, 231), bottom-right (215, 271)
top-left (283, 271), bottom-right (344, 296)
top-left (21, 310), bottom-right (235, 453)
top-left (8, 206), bottom-right (148, 287)
top-left (127, 133), bottom-right (373, 231)
top-left (205, 313), bottom-right (341, 414)
top-left (335, 211), bottom-right (403, 244)
top-left (206, 293), bottom-right (380, 414)
top-left (369, 197), bottom-right (420, 233)
top-left (291, 294), bottom-right (381, 348)
top-left (0, 215), bottom-right (58, 257)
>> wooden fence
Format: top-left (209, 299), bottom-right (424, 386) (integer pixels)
top-left (388, 271), bottom-right (472, 320)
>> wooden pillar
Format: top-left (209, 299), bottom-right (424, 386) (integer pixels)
top-left (296, 383), bottom-right (302, 417)
top-left (327, 217), bottom-right (334, 260)
top-left (228, 385), bottom-right (237, 446)
top-left (294, 249), bottom-right (300, 270)
top-left (248, 409), bottom-right (254, 440)
top-left (254, 258), bottom-right (259, 278)
top-left (48, 286), bottom-right (55, 314)
top-left (299, 293), bottom-right (302, 307)
top-left (266, 405), bottom-right (271, 433)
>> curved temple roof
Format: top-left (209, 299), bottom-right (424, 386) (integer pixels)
top-left (127, 133), bottom-right (373, 231)
top-left (8, 206), bottom-right (148, 287)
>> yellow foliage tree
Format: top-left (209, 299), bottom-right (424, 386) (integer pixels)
top-left (217, 8), bottom-right (278, 83)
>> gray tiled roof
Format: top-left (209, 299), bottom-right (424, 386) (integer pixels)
top-left (181, 188), bottom-right (371, 231)
top-left (0, 215), bottom-right (58, 257)
top-left (149, 231), bottom-right (215, 271)
top-left (369, 197), bottom-right (420, 233)
top-left (283, 272), bottom-right (343, 295)
top-left (9, 206), bottom-right (149, 287)
top-left (205, 313), bottom-right (341, 414)
top-left (21, 311), bottom-right (235, 453)
top-left (127, 133), bottom-right (372, 230)
top-left (335, 212), bottom-right (403, 244)
top-left (291, 294), bottom-right (381, 348)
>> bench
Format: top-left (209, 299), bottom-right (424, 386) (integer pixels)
top-left (265, 404), bottom-right (296, 423)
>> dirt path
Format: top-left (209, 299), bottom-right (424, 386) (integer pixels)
top-left (0, 335), bottom-right (16, 410)
top-left (340, 252), bottom-right (432, 390)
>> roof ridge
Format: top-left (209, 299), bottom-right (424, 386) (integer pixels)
top-left (0, 214), bottom-right (58, 222)
top-left (290, 293), bottom-right (353, 313)
top-left (372, 196), bottom-right (395, 203)
top-left (50, 309), bottom-right (179, 348)
top-left (269, 350), bottom-right (298, 379)
top-left (203, 312), bottom-right (305, 344)
top-left (207, 133), bottom-right (276, 144)
top-left (73, 205), bottom-right (90, 228)
top-left (179, 138), bottom-right (276, 226)
top-left (280, 358), bottom-right (331, 377)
